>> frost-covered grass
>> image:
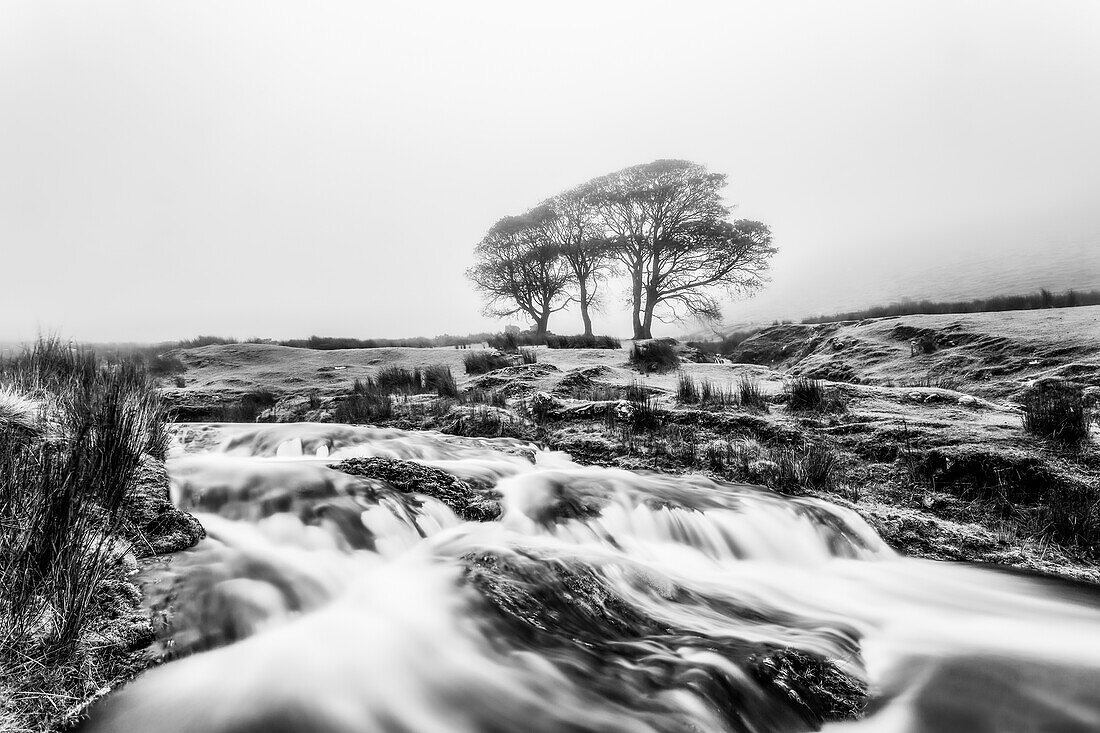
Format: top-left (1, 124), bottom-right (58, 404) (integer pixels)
top-left (0, 339), bottom-right (168, 731)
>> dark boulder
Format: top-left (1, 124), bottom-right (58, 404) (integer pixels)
top-left (331, 457), bottom-right (501, 521)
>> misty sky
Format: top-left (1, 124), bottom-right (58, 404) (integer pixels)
top-left (2, 1), bottom-right (1099, 343)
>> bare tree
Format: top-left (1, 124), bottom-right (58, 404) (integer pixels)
top-left (586, 159), bottom-right (776, 339)
top-left (538, 192), bottom-right (616, 337)
top-left (466, 209), bottom-right (572, 335)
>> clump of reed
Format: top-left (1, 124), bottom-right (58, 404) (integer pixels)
top-left (629, 340), bottom-right (680, 374)
top-left (1022, 380), bottom-right (1092, 444)
top-left (0, 338), bottom-right (168, 729)
top-left (463, 351), bottom-right (512, 374)
top-left (784, 378), bottom-right (847, 413)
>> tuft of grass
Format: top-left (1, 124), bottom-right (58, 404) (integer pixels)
top-left (444, 406), bottom-right (516, 438)
top-left (463, 387), bottom-right (507, 408)
top-left (1022, 381), bottom-right (1092, 444)
top-left (334, 392), bottom-right (393, 423)
top-left (519, 348), bottom-right (538, 365)
top-left (676, 372), bottom-right (700, 404)
top-left (464, 351), bottom-right (512, 375)
top-left (785, 378), bottom-right (847, 413)
top-left (567, 384), bottom-right (622, 401)
top-left (703, 436), bottom-right (838, 494)
top-left (772, 443), bottom-right (838, 493)
top-left (737, 376), bottom-right (768, 410)
top-left (0, 385), bottom-right (41, 437)
top-left (629, 340), bottom-right (680, 374)
top-left (786, 378), bottom-right (825, 411)
top-left (698, 378), bottom-right (735, 407)
top-left (375, 365), bottom-right (424, 394)
top-left (423, 365), bottom-right (459, 398)
top-left (628, 393), bottom-right (662, 433)
top-left (910, 374), bottom-right (962, 391)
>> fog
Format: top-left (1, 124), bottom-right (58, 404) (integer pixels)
top-left (2, 1), bottom-right (1098, 342)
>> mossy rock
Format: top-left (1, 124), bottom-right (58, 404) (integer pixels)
top-left (123, 455), bottom-right (205, 556)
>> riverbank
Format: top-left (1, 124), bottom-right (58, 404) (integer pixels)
top-left (0, 342), bottom-right (203, 732)
top-left (159, 306), bottom-right (1100, 582)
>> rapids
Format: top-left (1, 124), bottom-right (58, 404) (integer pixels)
top-left (81, 422), bottom-right (1100, 732)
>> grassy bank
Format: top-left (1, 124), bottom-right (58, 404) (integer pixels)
top-left (0, 340), bottom-right (198, 731)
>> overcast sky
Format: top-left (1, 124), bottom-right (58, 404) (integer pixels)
top-left (2, 1), bottom-right (1098, 343)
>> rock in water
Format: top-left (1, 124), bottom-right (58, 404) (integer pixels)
top-left (330, 457), bottom-right (501, 521)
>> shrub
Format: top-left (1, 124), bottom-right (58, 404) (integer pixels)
top-left (676, 373), bottom-right (700, 404)
top-left (464, 351), bottom-right (511, 374)
top-left (1022, 381), bottom-right (1092, 443)
top-left (629, 340), bottom-right (679, 373)
top-left (423, 365), bottom-right (459, 398)
top-left (737, 376), bottom-right (768, 410)
top-left (519, 348), bottom-right (538, 365)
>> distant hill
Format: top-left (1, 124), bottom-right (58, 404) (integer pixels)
top-left (686, 237), bottom-right (1100, 340)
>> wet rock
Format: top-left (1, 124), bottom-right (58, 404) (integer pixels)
top-left (123, 455), bottom-right (205, 556)
top-left (465, 552), bottom-right (867, 729)
top-left (331, 457), bottom-right (501, 521)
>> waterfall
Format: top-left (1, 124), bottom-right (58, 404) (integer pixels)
top-left (82, 423), bottom-right (1100, 732)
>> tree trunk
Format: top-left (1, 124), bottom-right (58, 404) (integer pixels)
top-left (578, 278), bottom-right (593, 337)
top-left (630, 270), bottom-right (645, 340)
top-left (534, 310), bottom-right (551, 335)
top-left (638, 285), bottom-right (657, 340)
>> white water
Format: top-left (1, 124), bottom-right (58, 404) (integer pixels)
top-left (83, 423), bottom-right (1100, 732)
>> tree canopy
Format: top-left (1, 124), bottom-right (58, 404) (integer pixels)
top-left (467, 159), bottom-right (776, 339)
top-left (465, 209), bottom-right (573, 335)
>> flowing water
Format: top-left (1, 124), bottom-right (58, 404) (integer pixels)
top-left (83, 423), bottom-right (1100, 732)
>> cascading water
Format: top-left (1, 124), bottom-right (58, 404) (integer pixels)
top-left (82, 422), bottom-right (1100, 732)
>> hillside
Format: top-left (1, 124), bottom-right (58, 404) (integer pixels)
top-left (728, 305), bottom-right (1100, 400)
